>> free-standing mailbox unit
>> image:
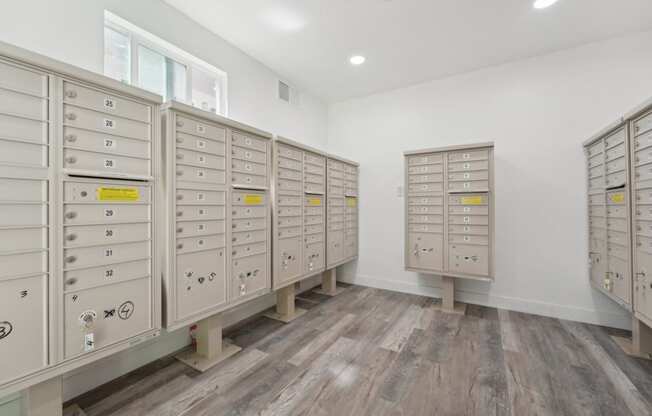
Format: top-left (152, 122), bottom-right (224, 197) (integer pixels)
top-left (404, 142), bottom-right (495, 313)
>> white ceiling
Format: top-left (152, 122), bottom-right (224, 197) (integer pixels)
top-left (164, 0), bottom-right (652, 102)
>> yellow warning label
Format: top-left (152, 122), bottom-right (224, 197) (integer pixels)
top-left (308, 198), bottom-right (322, 206)
top-left (609, 193), bottom-right (625, 203)
top-left (461, 196), bottom-right (484, 205)
top-left (244, 194), bottom-right (263, 205)
top-left (346, 197), bottom-right (357, 207)
top-left (97, 187), bottom-right (139, 202)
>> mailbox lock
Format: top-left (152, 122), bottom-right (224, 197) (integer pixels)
top-left (176, 120), bottom-right (185, 127)
top-left (66, 255), bottom-right (77, 264)
top-left (78, 310), bottom-right (97, 330)
top-left (66, 234), bottom-right (78, 241)
top-left (65, 90), bottom-right (78, 98)
top-left (66, 156), bottom-right (77, 164)
top-left (176, 154), bottom-right (184, 160)
top-left (177, 243), bottom-right (183, 250)
top-left (66, 211), bottom-right (78, 219)
top-left (65, 113), bottom-right (77, 121)
top-left (65, 134), bottom-right (77, 142)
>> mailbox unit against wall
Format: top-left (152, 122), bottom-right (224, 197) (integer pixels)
top-left (584, 121), bottom-right (632, 310)
top-left (161, 101), bottom-right (272, 370)
top-left (583, 99), bottom-right (652, 358)
top-left (0, 40), bottom-right (162, 400)
top-left (404, 143), bottom-right (494, 312)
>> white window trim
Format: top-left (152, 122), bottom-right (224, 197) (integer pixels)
top-left (104, 10), bottom-right (228, 116)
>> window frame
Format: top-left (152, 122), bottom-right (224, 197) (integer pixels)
top-left (104, 11), bottom-right (228, 116)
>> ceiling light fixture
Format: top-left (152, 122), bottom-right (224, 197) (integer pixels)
top-left (350, 55), bottom-right (366, 66)
top-left (533, 0), bottom-right (559, 9)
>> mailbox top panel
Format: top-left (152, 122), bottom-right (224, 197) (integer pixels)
top-left (404, 142), bottom-right (494, 157)
top-left (583, 119), bottom-right (626, 148)
top-left (276, 136), bottom-right (328, 157)
top-left (163, 100), bottom-right (272, 140)
top-left (0, 40), bottom-right (162, 104)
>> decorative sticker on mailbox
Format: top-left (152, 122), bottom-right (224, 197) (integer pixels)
top-left (244, 195), bottom-right (263, 205)
top-left (0, 321), bottom-right (13, 340)
top-left (609, 193), bottom-right (625, 203)
top-left (346, 197), bottom-right (357, 207)
top-left (461, 196), bottom-right (484, 205)
top-left (308, 198), bottom-right (322, 206)
top-left (118, 301), bottom-right (134, 320)
top-left (97, 187), bottom-right (140, 202)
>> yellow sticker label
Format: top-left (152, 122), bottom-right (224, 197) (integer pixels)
top-left (460, 196), bottom-right (484, 205)
top-left (96, 187), bottom-right (139, 202)
top-left (244, 194), bottom-right (263, 205)
top-left (610, 193), bottom-right (625, 203)
top-left (346, 197), bottom-right (357, 207)
top-left (308, 198), bottom-right (322, 206)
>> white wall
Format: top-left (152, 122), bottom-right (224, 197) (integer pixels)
top-left (0, 0), bottom-right (328, 409)
top-left (329, 30), bottom-right (652, 331)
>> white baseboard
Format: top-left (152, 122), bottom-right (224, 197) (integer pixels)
top-left (337, 272), bottom-right (632, 330)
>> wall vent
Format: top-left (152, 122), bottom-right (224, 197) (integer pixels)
top-left (278, 80), bottom-right (290, 103)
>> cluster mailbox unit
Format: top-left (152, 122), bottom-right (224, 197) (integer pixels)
top-left (404, 143), bottom-right (495, 312)
top-left (162, 101), bottom-right (272, 370)
top-left (585, 101), bottom-right (652, 357)
top-left (0, 41), bottom-right (162, 407)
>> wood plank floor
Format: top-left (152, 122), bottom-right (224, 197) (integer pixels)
top-left (67, 285), bottom-right (652, 416)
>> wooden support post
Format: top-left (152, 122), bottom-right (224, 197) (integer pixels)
top-left (23, 377), bottom-right (63, 416)
top-left (176, 313), bottom-right (242, 372)
top-left (612, 316), bottom-right (652, 360)
top-left (265, 283), bottom-right (307, 323)
top-left (314, 268), bottom-right (345, 296)
top-left (436, 276), bottom-right (467, 315)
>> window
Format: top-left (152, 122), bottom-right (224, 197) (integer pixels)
top-left (103, 11), bottom-right (227, 116)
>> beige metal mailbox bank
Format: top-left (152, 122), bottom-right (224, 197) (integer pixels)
top-left (0, 40), bottom-right (162, 412)
top-left (162, 101), bottom-right (272, 371)
top-left (404, 142), bottom-right (494, 312)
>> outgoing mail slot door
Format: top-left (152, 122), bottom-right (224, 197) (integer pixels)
top-left (64, 277), bottom-right (152, 358)
top-left (0, 275), bottom-right (48, 385)
top-left (176, 248), bottom-right (227, 320)
top-left (407, 233), bottom-right (443, 271)
top-left (276, 237), bottom-right (302, 285)
top-left (449, 244), bottom-right (489, 276)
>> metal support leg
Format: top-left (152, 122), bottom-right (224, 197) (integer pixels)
top-left (176, 313), bottom-right (242, 372)
top-left (264, 284), bottom-right (307, 323)
top-left (436, 276), bottom-right (467, 315)
top-left (23, 377), bottom-right (63, 416)
top-left (314, 268), bottom-right (345, 296)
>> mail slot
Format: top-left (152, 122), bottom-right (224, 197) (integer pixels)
top-left (304, 206), bottom-right (323, 216)
top-left (605, 142), bottom-right (625, 161)
top-left (177, 148), bottom-right (225, 170)
top-left (176, 116), bottom-right (226, 142)
top-left (63, 148), bottom-right (151, 177)
top-left (608, 230), bottom-right (628, 247)
top-left (64, 182), bottom-right (151, 203)
top-left (588, 164), bottom-right (604, 179)
top-left (232, 173), bottom-right (267, 187)
top-left (176, 165), bottom-right (225, 185)
top-left (0, 251), bottom-right (47, 278)
top-left (177, 234), bottom-right (225, 254)
top-left (64, 204), bottom-right (150, 225)
top-left (304, 224), bottom-right (324, 234)
top-left (408, 164), bottom-right (443, 174)
top-left (233, 132), bottom-right (267, 152)
top-left (232, 145), bottom-right (266, 164)
top-left (329, 169), bottom-right (344, 179)
top-left (0, 227), bottom-right (46, 252)
top-left (177, 132), bottom-right (225, 155)
top-left (408, 224), bottom-right (443, 233)
top-left (232, 253), bottom-right (267, 300)
top-left (278, 206), bottom-right (302, 217)
top-left (0, 203), bottom-right (46, 227)
top-left (408, 174), bottom-right (443, 184)
top-left (278, 226), bottom-right (302, 239)
top-left (587, 153), bottom-right (602, 168)
top-left (278, 179), bottom-right (302, 192)
top-left (0, 136), bottom-right (46, 168)
top-left (448, 224), bottom-right (488, 235)
top-left (233, 158), bottom-right (267, 176)
top-left (304, 153), bottom-right (325, 166)
top-left (278, 168), bottom-right (301, 181)
top-left (63, 81), bottom-right (151, 123)
top-left (0, 59), bottom-right (47, 97)
top-left (0, 274), bottom-right (48, 385)
top-left (605, 171), bottom-right (626, 188)
top-left (64, 222), bottom-right (150, 247)
top-left (304, 163), bottom-right (325, 175)
top-left (175, 189), bottom-right (225, 205)
top-left (177, 205), bottom-right (225, 221)
top-left (63, 104), bottom-right (150, 141)
top-left (0, 178), bottom-right (46, 202)
top-left (305, 215), bottom-right (325, 226)
top-left (278, 157), bottom-right (301, 170)
top-left (176, 220), bottom-right (225, 238)
top-left (233, 205), bottom-right (266, 219)
top-left (448, 215), bottom-right (489, 225)
top-left (328, 159), bottom-right (344, 171)
top-left (0, 113), bottom-right (47, 145)
top-left (408, 205), bottom-right (443, 215)
top-left (305, 173), bottom-right (325, 184)
top-left (448, 160), bottom-right (489, 172)
top-left (448, 180), bottom-right (489, 192)
top-left (448, 149), bottom-right (489, 162)
top-left (408, 154), bottom-right (443, 165)
top-left (64, 259), bottom-right (150, 292)
top-left (448, 170), bottom-right (489, 181)
top-left (233, 218), bottom-right (267, 232)
top-left (175, 249), bottom-right (227, 320)
top-left (233, 230), bottom-right (267, 245)
top-left (306, 183), bottom-right (326, 194)
top-left (278, 196), bottom-right (302, 206)
top-left (63, 127), bottom-right (150, 159)
top-left (408, 196), bottom-right (443, 206)
top-left (305, 233), bottom-right (324, 244)
top-left (634, 111), bottom-right (652, 137)
top-left (449, 234), bottom-right (489, 245)
top-left (232, 241), bottom-right (266, 259)
top-left (449, 205), bottom-right (489, 215)
top-left (605, 157), bottom-right (625, 175)
top-left (64, 276), bottom-right (152, 358)
top-left (408, 183), bottom-right (443, 193)
top-left (63, 240), bottom-right (150, 270)
top-left (0, 87), bottom-right (47, 121)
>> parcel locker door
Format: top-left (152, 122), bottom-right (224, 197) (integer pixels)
top-left (0, 275), bottom-right (48, 385)
top-left (276, 237), bottom-right (302, 286)
top-left (589, 252), bottom-right (605, 289)
top-left (407, 233), bottom-right (443, 271)
top-left (635, 251), bottom-right (652, 322)
top-left (449, 244), bottom-right (490, 277)
top-left (64, 277), bottom-right (152, 358)
top-left (175, 249), bottom-right (227, 320)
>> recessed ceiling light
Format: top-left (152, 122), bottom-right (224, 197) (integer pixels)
top-left (350, 55), bottom-right (366, 66)
top-left (533, 0), bottom-right (559, 9)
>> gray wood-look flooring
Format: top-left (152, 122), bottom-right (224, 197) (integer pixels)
top-left (67, 285), bottom-right (652, 416)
